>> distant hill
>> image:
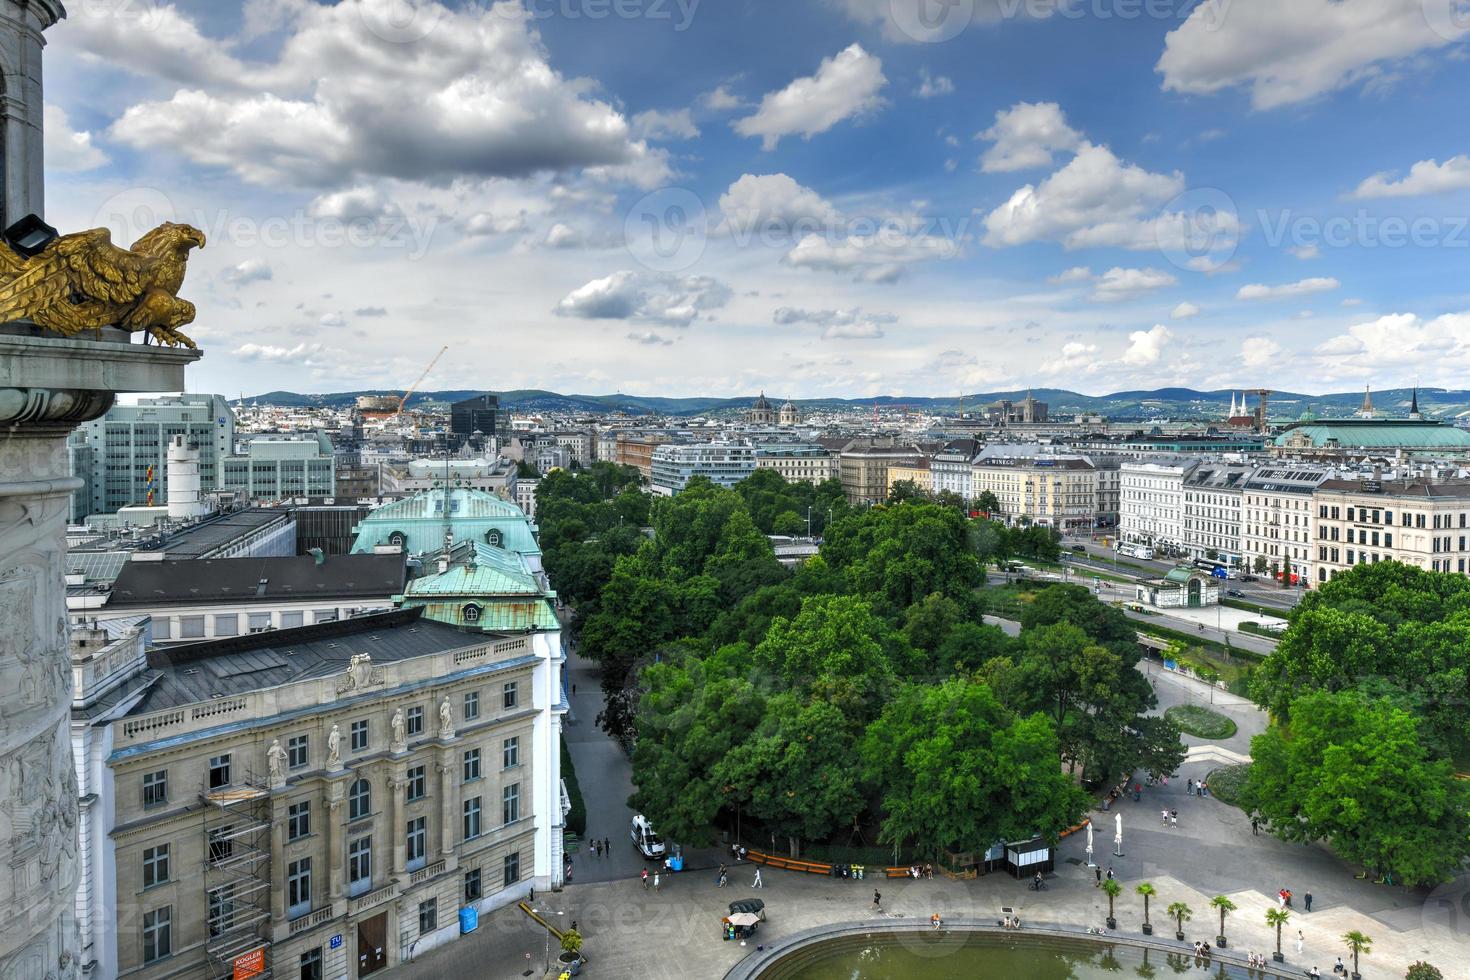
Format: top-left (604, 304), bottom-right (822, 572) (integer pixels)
top-left (235, 387), bottom-right (1470, 421)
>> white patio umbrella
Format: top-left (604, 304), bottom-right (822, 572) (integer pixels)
top-left (1114, 812), bottom-right (1124, 856)
top-left (1085, 821), bottom-right (1094, 866)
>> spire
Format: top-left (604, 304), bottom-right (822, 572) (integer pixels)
top-left (1357, 385), bottom-right (1375, 419)
top-left (1229, 392), bottom-right (1237, 418)
top-left (1409, 385), bottom-right (1422, 420)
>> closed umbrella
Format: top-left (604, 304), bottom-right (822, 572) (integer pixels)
top-left (1086, 821), bottom-right (1094, 866)
top-left (1114, 812), bottom-right (1124, 856)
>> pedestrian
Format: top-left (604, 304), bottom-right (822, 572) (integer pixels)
top-left (1201, 780), bottom-right (1209, 797)
top-left (1170, 809), bottom-right (1178, 828)
top-left (593, 838), bottom-right (602, 857)
top-left (605, 837), bottom-right (611, 854)
top-left (1304, 890), bottom-right (1313, 912)
top-left (873, 889), bottom-right (882, 911)
top-left (1094, 866), bottom-right (1102, 887)
top-left (571, 683), bottom-right (577, 695)
top-left (1187, 778), bottom-right (1194, 794)
top-left (1106, 866), bottom-right (1114, 881)
top-left (654, 871), bottom-right (661, 892)
top-left (641, 868), bottom-right (649, 889)
top-left (1296, 930), bottom-right (1304, 955)
top-left (720, 870), bottom-right (728, 888)
top-left (1252, 817), bottom-right (1259, 836)
top-left (1161, 808), bottom-right (1169, 826)
top-left (753, 868), bottom-right (763, 888)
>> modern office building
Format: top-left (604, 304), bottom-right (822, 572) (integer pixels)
top-left (450, 395), bottom-right (512, 448)
top-left (221, 433), bottom-right (337, 501)
top-left (649, 442), bottom-right (757, 496)
top-left (71, 394), bottom-right (235, 518)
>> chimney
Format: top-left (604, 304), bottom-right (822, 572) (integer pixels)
top-left (308, 547), bottom-right (325, 567)
top-left (437, 554), bottom-right (449, 575)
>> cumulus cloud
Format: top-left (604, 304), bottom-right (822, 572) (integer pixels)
top-left (1157, 0), bottom-right (1467, 111)
top-left (1237, 277), bottom-right (1340, 300)
top-left (915, 69), bottom-right (954, 98)
top-left (701, 86), bottom-right (745, 111)
top-left (464, 211), bottom-right (529, 236)
top-left (784, 231), bottom-right (959, 283)
top-left (977, 102), bottom-right (1081, 173)
top-left (44, 105), bottom-right (108, 171)
top-left (773, 306), bottom-right (896, 340)
top-left (220, 258), bottom-right (273, 286)
top-left (982, 142), bottom-right (1188, 250)
top-left (1041, 340), bottom-right (1100, 376)
top-left (734, 44), bottom-right (887, 151)
top-left (555, 271), bottom-right (732, 326)
top-left (1240, 336), bottom-right (1283, 368)
top-left (1171, 301), bottom-right (1201, 319)
top-left (543, 223), bottom-right (583, 249)
top-left (1049, 266), bottom-right (1094, 284)
top-left (307, 185), bottom-right (403, 224)
top-left (1088, 267), bottom-right (1178, 302)
top-left (718, 173), bottom-right (842, 235)
top-left (1121, 324), bottom-right (1172, 366)
top-left (92, 1), bottom-right (668, 188)
top-left (233, 341), bottom-right (330, 362)
top-left (354, 306), bottom-right (388, 317)
top-left (1288, 244), bottom-right (1321, 260)
top-left (631, 108), bottom-right (700, 141)
top-left (1314, 312), bottom-right (1470, 375)
top-left (627, 330), bottom-right (673, 346)
top-left (1351, 155), bottom-right (1470, 198)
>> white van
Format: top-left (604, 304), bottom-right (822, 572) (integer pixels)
top-left (630, 814), bottom-right (666, 859)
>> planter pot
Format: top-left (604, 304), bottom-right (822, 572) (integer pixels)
top-left (1215, 937), bottom-right (1227, 948)
top-left (1174, 931), bottom-right (1185, 941)
top-left (1273, 952), bottom-right (1284, 963)
top-left (1141, 923), bottom-right (1152, 935)
top-left (557, 952), bottom-right (583, 976)
top-left (1106, 918), bottom-right (1116, 930)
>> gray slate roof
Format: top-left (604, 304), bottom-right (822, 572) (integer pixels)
top-left (107, 553), bottom-right (406, 608)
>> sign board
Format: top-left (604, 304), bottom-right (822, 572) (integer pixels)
top-left (329, 934), bottom-right (343, 950)
top-left (232, 948), bottom-right (265, 980)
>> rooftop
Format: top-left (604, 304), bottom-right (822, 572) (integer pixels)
top-left (106, 552), bottom-right (406, 608)
top-left (1318, 478), bottom-right (1470, 499)
top-left (1275, 419), bottom-right (1470, 450)
top-left (152, 509), bottom-right (292, 560)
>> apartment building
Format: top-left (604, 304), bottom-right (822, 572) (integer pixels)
top-left (649, 442), bottom-right (757, 496)
top-left (89, 609), bottom-right (562, 980)
top-left (1313, 478), bottom-right (1470, 583)
top-left (886, 457), bottom-right (932, 495)
top-left (1241, 465), bottom-right (1336, 582)
top-left (930, 440), bottom-right (980, 502)
top-left (752, 444), bottom-right (837, 485)
top-left (838, 437), bottom-right (925, 506)
top-left (1180, 463), bottom-right (1253, 566)
top-left (971, 457), bottom-right (1097, 529)
top-left (1120, 460), bottom-right (1197, 551)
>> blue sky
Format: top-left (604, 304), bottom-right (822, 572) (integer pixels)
top-left (41, 0), bottom-right (1470, 399)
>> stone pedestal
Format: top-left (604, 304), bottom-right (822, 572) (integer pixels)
top-left (0, 330), bottom-right (198, 979)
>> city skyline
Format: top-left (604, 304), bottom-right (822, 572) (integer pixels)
top-left (43, 1), bottom-right (1470, 398)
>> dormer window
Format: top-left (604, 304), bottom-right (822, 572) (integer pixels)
top-left (463, 604), bottom-right (482, 624)
top-left (485, 528), bottom-right (503, 548)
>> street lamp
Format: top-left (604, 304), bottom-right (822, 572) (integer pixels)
top-left (532, 908), bottom-right (566, 974)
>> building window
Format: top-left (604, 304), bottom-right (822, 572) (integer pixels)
top-left (463, 604), bottom-right (482, 624)
top-left (349, 779), bottom-right (372, 821)
top-left (504, 851), bottom-right (521, 886)
top-left (208, 825), bottom-right (234, 865)
top-left (142, 770), bottom-right (168, 809)
top-left (154, 618), bottom-right (172, 640)
top-left (350, 719), bottom-right (369, 752)
top-left (464, 868), bottom-right (482, 903)
top-left (502, 737), bottom-right (520, 769)
top-left (348, 837), bottom-right (372, 897)
top-left (179, 615), bottom-right (206, 639)
top-left (214, 613), bottom-right (238, 637)
top-left (406, 765), bottom-right (427, 802)
top-left (287, 858), bottom-right (312, 919)
top-left (300, 949), bottom-right (323, 980)
top-left (389, 531), bottom-right (407, 549)
top-left (464, 691), bottom-right (480, 721)
top-left (288, 735), bottom-right (309, 770)
top-left (463, 749), bottom-right (481, 782)
top-left (502, 783), bottom-right (521, 824)
top-left (208, 754), bottom-right (231, 789)
top-left (313, 609), bottom-right (338, 624)
top-left (418, 898), bottom-right (438, 935)
top-left (142, 906), bottom-right (171, 964)
top-left (502, 681), bottom-right (518, 710)
top-left (285, 800), bottom-right (311, 841)
top-left (247, 612), bottom-right (272, 633)
top-left (208, 886), bottom-right (236, 937)
top-left (463, 797), bottom-right (482, 840)
top-left (142, 844), bottom-right (170, 889)
top-left (486, 528), bottom-right (504, 548)
top-left (280, 611), bottom-right (305, 629)
top-left (405, 705), bottom-right (424, 737)
top-left (406, 817), bottom-right (427, 870)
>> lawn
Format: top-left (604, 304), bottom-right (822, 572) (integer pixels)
top-left (1164, 704), bottom-right (1239, 740)
top-left (1204, 764), bottom-right (1251, 808)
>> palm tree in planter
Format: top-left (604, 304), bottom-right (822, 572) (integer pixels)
top-left (1264, 907), bottom-right (1290, 963)
top-left (1135, 882), bottom-right (1157, 935)
top-left (558, 929), bottom-right (584, 975)
top-left (1101, 878), bottom-right (1122, 930)
top-left (1342, 930), bottom-right (1372, 979)
top-left (1210, 895), bottom-right (1237, 948)
top-left (1166, 901), bottom-right (1192, 942)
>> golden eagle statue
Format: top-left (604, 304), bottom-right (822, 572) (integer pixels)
top-left (0, 221), bottom-right (205, 348)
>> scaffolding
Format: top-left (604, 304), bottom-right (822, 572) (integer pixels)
top-left (201, 771), bottom-right (273, 979)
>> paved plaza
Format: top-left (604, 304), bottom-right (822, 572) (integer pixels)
top-left (395, 660), bottom-right (1469, 979)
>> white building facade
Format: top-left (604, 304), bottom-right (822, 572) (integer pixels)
top-left (1120, 460), bottom-right (1197, 553)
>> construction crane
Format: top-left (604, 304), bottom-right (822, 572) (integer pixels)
top-left (398, 345), bottom-right (449, 415)
top-left (1248, 388), bottom-right (1273, 434)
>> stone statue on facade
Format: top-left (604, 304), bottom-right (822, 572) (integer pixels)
top-left (266, 738), bottom-right (288, 787)
top-left (326, 724), bottom-right (343, 770)
top-left (390, 708), bottom-right (407, 754)
top-left (439, 695), bottom-right (455, 739)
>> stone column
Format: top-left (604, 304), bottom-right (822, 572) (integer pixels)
top-left (327, 796), bottom-right (345, 901)
top-left (390, 776), bottom-right (407, 876)
top-left (0, 0), bottom-right (61, 226)
top-left (0, 331), bottom-right (198, 980)
top-left (269, 799), bottom-right (287, 923)
top-left (437, 759), bottom-right (457, 858)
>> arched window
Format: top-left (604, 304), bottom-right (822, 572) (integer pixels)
top-left (349, 778), bottom-right (371, 821)
top-left (388, 531), bottom-right (407, 550)
top-left (462, 604), bottom-right (482, 624)
top-left (485, 528), bottom-right (503, 548)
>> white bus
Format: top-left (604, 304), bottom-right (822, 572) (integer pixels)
top-left (1117, 543), bottom-right (1154, 560)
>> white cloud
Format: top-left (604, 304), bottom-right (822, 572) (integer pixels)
top-left (784, 230), bottom-right (959, 283)
top-left (829, 0), bottom-right (1050, 43)
top-left (1314, 312), bottom-right (1470, 374)
top-left (627, 330), bottom-right (673, 346)
top-left (718, 173), bottom-right (842, 235)
top-left (1157, 0), bottom-right (1467, 111)
top-left (96, 1), bottom-right (668, 188)
top-left (977, 101), bottom-right (1081, 173)
top-left (1122, 324), bottom-right (1172, 366)
top-left (701, 86), bottom-right (744, 111)
top-left (1240, 336), bottom-right (1283, 368)
top-left (1288, 244), bottom-right (1321, 260)
top-left (543, 223), bottom-right (582, 249)
top-left (1049, 265), bottom-right (1094, 284)
top-left (44, 105), bottom-right (108, 171)
top-left (1171, 302), bottom-right (1201, 319)
top-left (982, 142), bottom-right (1186, 249)
top-left (631, 108), bottom-right (700, 141)
top-left (234, 342), bottom-right (330, 362)
top-left (1040, 340), bottom-right (1100, 376)
top-left (773, 306), bottom-right (896, 340)
top-left (319, 313), bottom-right (346, 328)
top-left (734, 44), bottom-right (887, 151)
top-left (220, 258), bottom-right (273, 286)
top-left (1089, 266), bottom-right (1178, 302)
top-left (1351, 155), bottom-right (1470, 198)
top-left (555, 271), bottom-right (732, 326)
top-left (915, 69), bottom-right (954, 98)
top-left (307, 185), bottom-right (402, 224)
top-left (464, 211), bottom-right (528, 236)
top-left (1236, 277), bottom-right (1340, 300)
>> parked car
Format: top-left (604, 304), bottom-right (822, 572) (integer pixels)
top-left (1240, 575), bottom-right (1259, 583)
top-left (1226, 589), bottom-right (1245, 598)
top-left (630, 814), bottom-right (666, 859)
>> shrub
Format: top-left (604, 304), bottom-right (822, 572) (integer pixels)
top-left (1405, 962), bottom-right (1442, 980)
top-left (1164, 704), bottom-right (1238, 740)
top-left (561, 739), bottom-right (587, 836)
